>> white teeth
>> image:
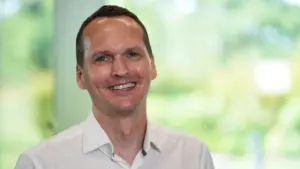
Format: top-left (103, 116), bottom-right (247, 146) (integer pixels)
top-left (111, 83), bottom-right (135, 90)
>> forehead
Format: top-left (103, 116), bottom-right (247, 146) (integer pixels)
top-left (82, 16), bottom-right (144, 47)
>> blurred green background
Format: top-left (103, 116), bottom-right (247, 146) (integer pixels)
top-left (1, 0), bottom-right (300, 169)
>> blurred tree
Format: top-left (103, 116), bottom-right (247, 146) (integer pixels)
top-left (1, 0), bottom-right (54, 137)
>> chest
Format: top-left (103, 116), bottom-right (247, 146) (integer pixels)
top-left (43, 150), bottom-right (198, 169)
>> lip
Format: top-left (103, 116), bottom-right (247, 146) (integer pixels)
top-left (106, 82), bottom-right (138, 96)
top-left (107, 81), bottom-right (137, 89)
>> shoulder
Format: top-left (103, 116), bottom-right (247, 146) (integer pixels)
top-left (151, 123), bottom-right (210, 151)
top-left (151, 123), bottom-right (215, 168)
top-left (16, 123), bottom-right (84, 166)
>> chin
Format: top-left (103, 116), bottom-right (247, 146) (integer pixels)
top-left (112, 102), bottom-right (141, 114)
top-left (118, 104), bottom-right (137, 111)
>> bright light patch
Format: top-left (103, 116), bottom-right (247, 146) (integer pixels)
top-left (254, 60), bottom-right (291, 94)
top-left (0, 0), bottom-right (20, 18)
top-left (284, 0), bottom-right (300, 6)
top-left (175, 0), bottom-right (197, 14)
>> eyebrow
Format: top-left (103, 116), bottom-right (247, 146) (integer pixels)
top-left (123, 46), bottom-right (144, 53)
top-left (91, 46), bottom-right (144, 57)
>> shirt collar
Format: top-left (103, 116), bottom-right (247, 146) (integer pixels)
top-left (82, 112), bottom-right (162, 154)
top-left (82, 113), bottom-right (113, 154)
top-left (143, 121), bottom-right (161, 154)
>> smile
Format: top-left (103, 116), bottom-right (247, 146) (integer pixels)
top-left (108, 82), bottom-right (137, 90)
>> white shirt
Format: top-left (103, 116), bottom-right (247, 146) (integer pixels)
top-left (15, 113), bottom-right (215, 169)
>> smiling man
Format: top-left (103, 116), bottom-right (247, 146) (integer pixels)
top-left (15, 5), bottom-right (215, 169)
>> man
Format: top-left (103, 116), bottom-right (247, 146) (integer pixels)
top-left (15, 5), bottom-right (215, 169)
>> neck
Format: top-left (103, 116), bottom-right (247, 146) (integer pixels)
top-left (93, 104), bottom-right (147, 165)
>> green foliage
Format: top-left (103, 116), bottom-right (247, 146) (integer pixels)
top-left (2, 0), bottom-right (54, 136)
top-left (31, 73), bottom-right (54, 138)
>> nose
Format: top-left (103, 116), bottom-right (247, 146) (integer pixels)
top-left (111, 56), bottom-right (129, 77)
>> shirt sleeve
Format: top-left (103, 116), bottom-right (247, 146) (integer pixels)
top-left (199, 143), bottom-right (215, 169)
top-left (14, 153), bottom-right (36, 169)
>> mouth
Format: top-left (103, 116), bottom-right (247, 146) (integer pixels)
top-left (108, 82), bottom-right (137, 90)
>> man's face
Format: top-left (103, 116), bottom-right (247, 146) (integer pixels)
top-left (76, 16), bottom-right (157, 115)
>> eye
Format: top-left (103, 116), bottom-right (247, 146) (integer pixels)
top-left (127, 51), bottom-right (140, 59)
top-left (95, 55), bottom-right (112, 62)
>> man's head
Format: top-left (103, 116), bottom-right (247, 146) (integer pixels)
top-left (75, 5), bottom-right (157, 115)
top-left (76, 5), bottom-right (153, 67)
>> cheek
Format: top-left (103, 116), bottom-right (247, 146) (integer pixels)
top-left (131, 61), bottom-right (152, 77)
top-left (88, 67), bottom-right (111, 87)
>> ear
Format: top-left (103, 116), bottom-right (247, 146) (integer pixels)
top-left (150, 56), bottom-right (157, 80)
top-left (76, 64), bottom-right (86, 89)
